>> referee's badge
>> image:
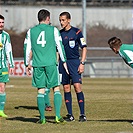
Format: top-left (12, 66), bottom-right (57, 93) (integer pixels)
top-left (80, 38), bottom-right (86, 45)
top-left (69, 40), bottom-right (75, 48)
top-left (0, 42), bottom-right (3, 50)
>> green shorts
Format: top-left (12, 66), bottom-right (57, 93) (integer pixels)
top-left (0, 67), bottom-right (9, 83)
top-left (32, 65), bottom-right (60, 89)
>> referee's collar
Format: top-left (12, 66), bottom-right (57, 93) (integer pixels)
top-left (0, 30), bottom-right (2, 34)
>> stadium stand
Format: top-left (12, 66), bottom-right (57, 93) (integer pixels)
top-left (0, 0), bottom-right (132, 6)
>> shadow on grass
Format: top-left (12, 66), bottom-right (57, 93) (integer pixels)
top-left (6, 116), bottom-right (58, 124)
top-left (6, 117), bottom-right (132, 124)
top-left (15, 106), bottom-right (38, 110)
top-left (89, 119), bottom-right (132, 123)
top-left (7, 117), bottom-right (38, 123)
top-left (13, 106), bottom-right (60, 123)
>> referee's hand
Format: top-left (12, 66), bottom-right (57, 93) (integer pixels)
top-left (78, 64), bottom-right (84, 74)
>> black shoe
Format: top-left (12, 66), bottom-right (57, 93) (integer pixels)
top-left (79, 115), bottom-right (87, 122)
top-left (65, 114), bottom-right (75, 122)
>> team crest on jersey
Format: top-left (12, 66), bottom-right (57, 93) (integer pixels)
top-left (69, 40), bottom-right (75, 48)
top-left (0, 43), bottom-right (3, 50)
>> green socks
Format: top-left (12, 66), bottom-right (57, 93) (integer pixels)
top-left (0, 93), bottom-right (6, 111)
top-left (37, 91), bottom-right (62, 121)
top-left (44, 88), bottom-right (51, 107)
top-left (37, 93), bottom-right (45, 120)
top-left (54, 91), bottom-right (62, 118)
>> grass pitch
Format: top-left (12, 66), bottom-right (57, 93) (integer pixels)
top-left (0, 77), bottom-right (133, 133)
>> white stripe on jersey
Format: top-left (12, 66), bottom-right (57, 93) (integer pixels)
top-left (5, 35), bottom-right (14, 67)
top-left (0, 31), bottom-right (14, 68)
top-left (54, 27), bottom-right (65, 62)
top-left (0, 34), bottom-right (1, 43)
top-left (25, 29), bottom-right (31, 66)
top-left (123, 50), bottom-right (133, 64)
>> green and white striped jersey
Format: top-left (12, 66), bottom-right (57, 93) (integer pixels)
top-left (119, 44), bottom-right (133, 68)
top-left (24, 24), bottom-right (66, 67)
top-left (0, 30), bottom-right (14, 68)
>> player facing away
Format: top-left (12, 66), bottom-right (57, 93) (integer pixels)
top-left (108, 37), bottom-right (133, 125)
top-left (59, 12), bottom-right (87, 122)
top-left (0, 15), bottom-right (14, 118)
top-left (24, 9), bottom-right (68, 124)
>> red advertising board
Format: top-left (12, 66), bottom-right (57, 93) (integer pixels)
top-left (11, 60), bottom-right (26, 76)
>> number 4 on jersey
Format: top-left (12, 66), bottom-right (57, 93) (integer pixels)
top-left (37, 31), bottom-right (46, 47)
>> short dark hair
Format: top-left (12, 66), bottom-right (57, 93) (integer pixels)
top-left (59, 12), bottom-right (71, 19)
top-left (38, 9), bottom-right (50, 22)
top-left (0, 15), bottom-right (4, 20)
top-left (108, 37), bottom-right (122, 49)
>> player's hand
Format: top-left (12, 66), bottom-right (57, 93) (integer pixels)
top-left (78, 64), bottom-right (84, 74)
top-left (63, 62), bottom-right (69, 74)
top-left (9, 68), bottom-right (14, 75)
top-left (26, 65), bottom-right (32, 76)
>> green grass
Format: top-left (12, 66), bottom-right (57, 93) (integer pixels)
top-left (0, 77), bottom-right (133, 133)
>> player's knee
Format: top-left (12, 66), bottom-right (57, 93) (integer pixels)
top-left (74, 87), bottom-right (82, 93)
top-left (53, 86), bottom-right (60, 92)
top-left (0, 86), bottom-right (5, 93)
top-left (63, 84), bottom-right (70, 92)
top-left (75, 89), bottom-right (81, 93)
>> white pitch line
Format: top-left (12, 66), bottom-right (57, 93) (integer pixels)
top-left (6, 85), bottom-right (14, 88)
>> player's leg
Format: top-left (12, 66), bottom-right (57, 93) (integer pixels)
top-left (0, 68), bottom-right (9, 118)
top-left (53, 86), bottom-right (65, 123)
top-left (0, 83), bottom-right (7, 118)
top-left (44, 88), bottom-right (52, 111)
top-left (32, 67), bottom-right (46, 124)
top-left (46, 65), bottom-right (65, 123)
top-left (59, 61), bottom-right (74, 121)
top-left (37, 88), bottom-right (46, 124)
top-left (70, 59), bottom-right (86, 122)
top-left (73, 83), bottom-right (87, 122)
top-left (63, 84), bottom-right (75, 121)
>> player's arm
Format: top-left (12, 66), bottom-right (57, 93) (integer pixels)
top-left (54, 27), bottom-right (66, 62)
top-left (54, 27), bottom-right (69, 74)
top-left (5, 34), bottom-right (14, 75)
top-left (81, 47), bottom-right (87, 64)
top-left (77, 32), bottom-right (87, 74)
top-left (24, 29), bottom-right (32, 76)
top-left (78, 46), bottom-right (87, 74)
top-left (26, 50), bottom-right (32, 76)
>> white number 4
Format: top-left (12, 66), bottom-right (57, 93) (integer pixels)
top-left (37, 31), bottom-right (46, 47)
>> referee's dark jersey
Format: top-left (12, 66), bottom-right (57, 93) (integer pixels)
top-left (60, 26), bottom-right (87, 60)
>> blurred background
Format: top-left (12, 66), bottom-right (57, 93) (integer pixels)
top-left (0, 0), bottom-right (132, 77)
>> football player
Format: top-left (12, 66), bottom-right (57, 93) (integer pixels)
top-left (24, 9), bottom-right (68, 124)
top-left (0, 14), bottom-right (14, 118)
top-left (108, 36), bottom-right (133, 125)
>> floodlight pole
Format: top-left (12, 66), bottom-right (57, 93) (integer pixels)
top-left (82, 0), bottom-right (86, 43)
